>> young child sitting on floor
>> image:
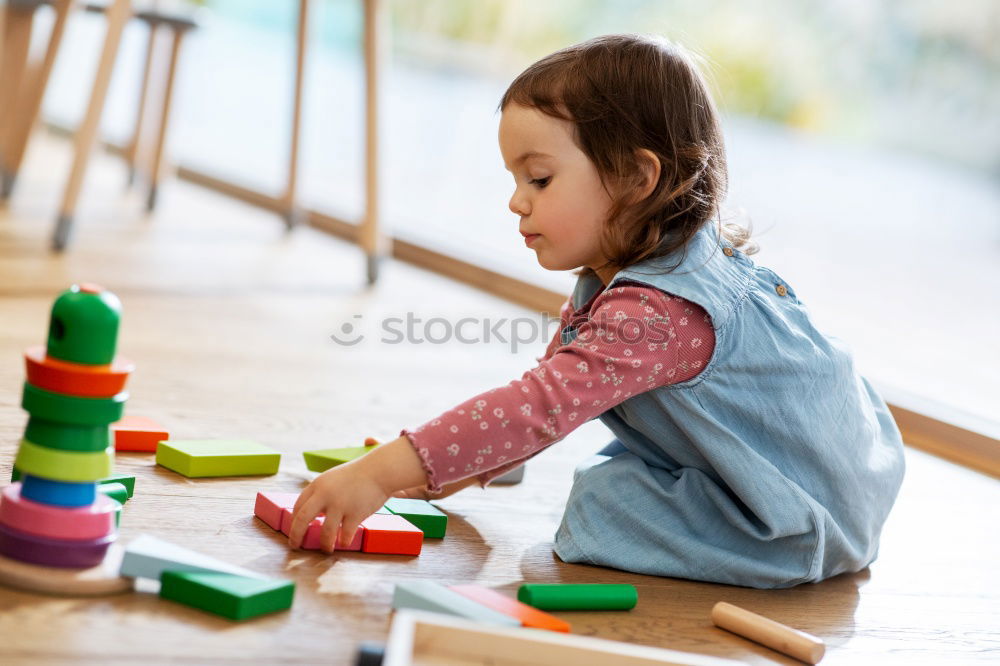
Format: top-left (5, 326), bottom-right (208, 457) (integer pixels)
top-left (288, 34), bottom-right (905, 589)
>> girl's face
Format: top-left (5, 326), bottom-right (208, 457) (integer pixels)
top-left (499, 104), bottom-right (615, 282)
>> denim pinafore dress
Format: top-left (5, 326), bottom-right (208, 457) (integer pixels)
top-left (553, 224), bottom-right (905, 588)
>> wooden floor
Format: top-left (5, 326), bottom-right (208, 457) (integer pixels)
top-left (0, 137), bottom-right (998, 664)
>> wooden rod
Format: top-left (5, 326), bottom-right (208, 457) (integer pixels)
top-left (711, 601), bottom-right (825, 664)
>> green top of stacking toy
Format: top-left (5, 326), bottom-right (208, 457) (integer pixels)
top-left (46, 283), bottom-right (122, 365)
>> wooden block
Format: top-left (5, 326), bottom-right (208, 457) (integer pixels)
top-left (24, 417), bottom-right (110, 452)
top-left (21, 382), bottom-right (127, 426)
top-left (384, 497), bottom-right (447, 538)
top-left (360, 514), bottom-right (423, 555)
top-left (119, 534), bottom-right (267, 581)
top-left (156, 440), bottom-right (280, 478)
top-left (97, 482), bottom-right (129, 505)
top-left (159, 571), bottom-right (294, 621)
top-left (449, 585), bottom-right (571, 633)
top-left (23, 345), bottom-right (133, 398)
top-left (277, 508), bottom-right (364, 551)
top-left (517, 583), bottom-right (638, 611)
top-left (112, 415), bottom-right (168, 452)
top-left (254, 491), bottom-right (300, 531)
top-left (382, 611), bottom-right (742, 666)
top-left (20, 475), bottom-right (97, 507)
top-left (14, 439), bottom-right (113, 482)
top-left (99, 474), bottom-right (135, 498)
top-left (0, 483), bottom-right (116, 541)
top-left (391, 581), bottom-right (519, 627)
top-left (302, 440), bottom-right (379, 472)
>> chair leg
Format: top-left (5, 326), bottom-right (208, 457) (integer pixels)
top-left (0, 4), bottom-right (34, 201)
top-left (125, 20), bottom-right (156, 188)
top-left (53, 0), bottom-right (131, 250)
top-left (145, 27), bottom-right (183, 213)
top-left (3, 0), bottom-right (74, 198)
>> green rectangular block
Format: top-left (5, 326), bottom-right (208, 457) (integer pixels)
top-left (159, 571), bottom-right (294, 621)
top-left (156, 440), bottom-right (280, 478)
top-left (384, 497), bottom-right (447, 538)
top-left (100, 474), bottom-right (136, 498)
top-left (302, 444), bottom-right (377, 473)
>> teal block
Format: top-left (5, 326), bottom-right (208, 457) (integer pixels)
top-left (159, 571), bottom-right (295, 621)
top-left (98, 482), bottom-right (129, 505)
top-left (100, 474), bottom-right (135, 498)
top-left (384, 497), bottom-right (447, 538)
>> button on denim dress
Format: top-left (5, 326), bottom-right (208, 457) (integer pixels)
top-left (554, 224), bottom-right (905, 588)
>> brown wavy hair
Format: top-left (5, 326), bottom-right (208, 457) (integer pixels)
top-left (500, 34), bottom-right (754, 277)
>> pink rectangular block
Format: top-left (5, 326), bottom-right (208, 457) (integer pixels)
top-left (253, 491), bottom-right (300, 531)
top-left (279, 508), bottom-right (363, 551)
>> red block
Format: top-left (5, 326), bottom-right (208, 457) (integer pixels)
top-left (360, 513), bottom-right (423, 555)
top-left (112, 415), bottom-right (169, 452)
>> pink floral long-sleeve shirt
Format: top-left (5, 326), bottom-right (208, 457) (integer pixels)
top-left (400, 282), bottom-right (715, 492)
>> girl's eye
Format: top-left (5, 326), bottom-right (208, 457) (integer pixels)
top-left (528, 176), bottom-right (551, 188)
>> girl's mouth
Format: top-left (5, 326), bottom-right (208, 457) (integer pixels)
top-left (523, 234), bottom-right (541, 246)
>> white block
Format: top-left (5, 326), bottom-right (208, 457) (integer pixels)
top-left (119, 534), bottom-right (267, 581)
top-left (392, 581), bottom-right (520, 627)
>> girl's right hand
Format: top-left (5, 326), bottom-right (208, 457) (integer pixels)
top-left (287, 435), bottom-right (430, 551)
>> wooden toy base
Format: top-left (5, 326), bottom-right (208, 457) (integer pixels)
top-left (0, 543), bottom-right (133, 597)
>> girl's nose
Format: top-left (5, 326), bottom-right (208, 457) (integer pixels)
top-left (509, 189), bottom-right (530, 217)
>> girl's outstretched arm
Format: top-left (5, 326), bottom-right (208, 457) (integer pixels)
top-left (287, 435), bottom-right (427, 551)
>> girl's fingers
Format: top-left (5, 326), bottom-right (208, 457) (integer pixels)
top-left (338, 515), bottom-right (363, 548)
top-left (288, 496), bottom-right (324, 549)
top-left (319, 512), bottom-right (343, 553)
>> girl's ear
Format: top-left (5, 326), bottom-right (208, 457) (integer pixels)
top-left (634, 149), bottom-right (661, 202)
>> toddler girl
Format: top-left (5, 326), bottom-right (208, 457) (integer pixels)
top-left (288, 34), bottom-right (905, 589)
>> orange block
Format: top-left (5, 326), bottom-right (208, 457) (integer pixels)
top-left (112, 415), bottom-right (169, 452)
top-left (449, 585), bottom-right (571, 633)
top-left (24, 345), bottom-right (134, 397)
top-left (360, 513), bottom-right (423, 555)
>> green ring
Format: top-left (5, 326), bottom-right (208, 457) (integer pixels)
top-left (14, 439), bottom-right (114, 482)
top-left (21, 382), bottom-right (126, 426)
top-left (24, 417), bottom-right (111, 452)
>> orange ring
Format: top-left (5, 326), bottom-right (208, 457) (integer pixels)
top-left (24, 345), bottom-right (134, 397)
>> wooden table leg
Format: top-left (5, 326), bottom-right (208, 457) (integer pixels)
top-left (145, 25), bottom-right (183, 212)
top-left (53, 0), bottom-right (131, 250)
top-left (361, 0), bottom-right (387, 284)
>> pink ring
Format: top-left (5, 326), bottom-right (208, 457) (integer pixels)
top-left (0, 483), bottom-right (115, 541)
